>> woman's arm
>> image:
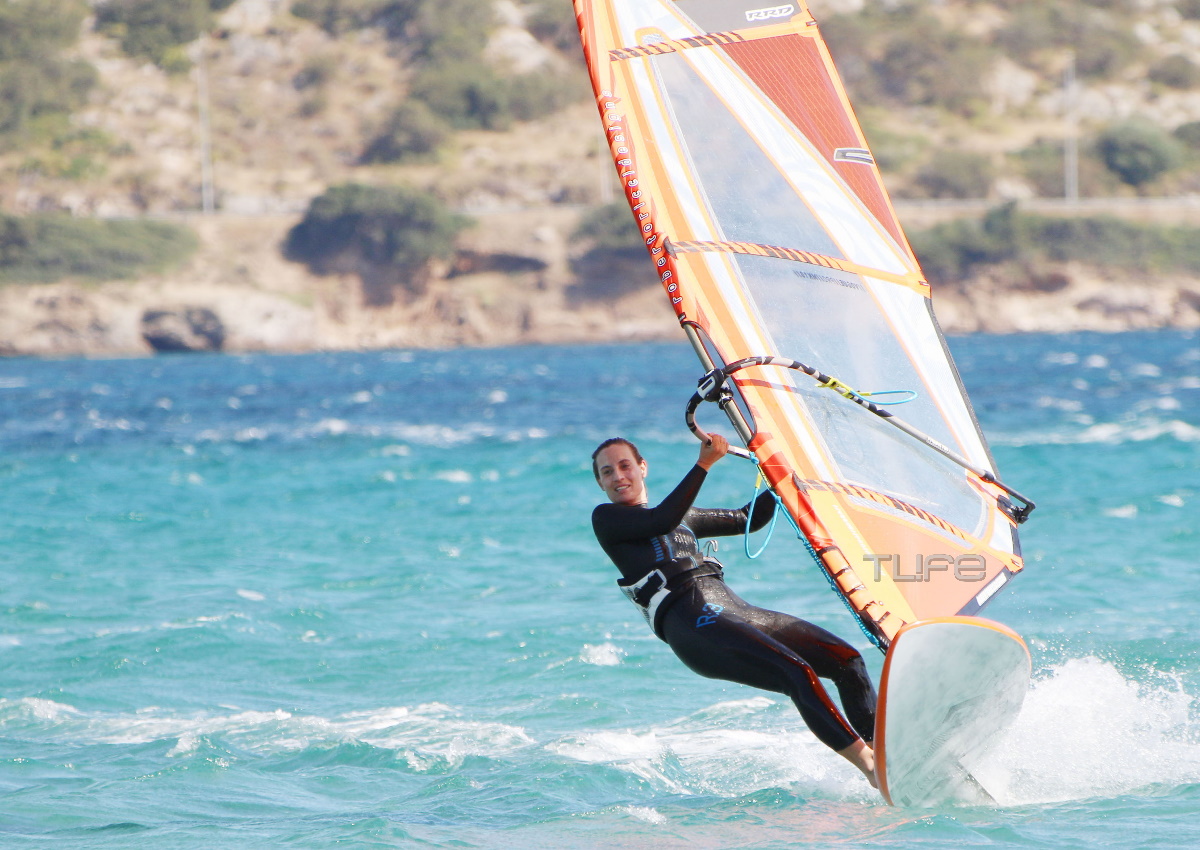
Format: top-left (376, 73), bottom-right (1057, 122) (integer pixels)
top-left (593, 464), bottom-right (708, 542)
top-left (593, 434), bottom-right (730, 544)
top-left (687, 488), bottom-right (777, 539)
top-left (746, 488), bottom-right (778, 532)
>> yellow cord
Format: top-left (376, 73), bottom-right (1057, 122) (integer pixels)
top-left (818, 376), bottom-right (858, 400)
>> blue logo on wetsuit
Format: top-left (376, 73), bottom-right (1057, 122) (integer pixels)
top-left (696, 602), bottom-right (724, 628)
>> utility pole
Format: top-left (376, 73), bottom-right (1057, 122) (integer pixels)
top-left (1064, 50), bottom-right (1079, 204)
top-left (197, 33), bottom-right (215, 214)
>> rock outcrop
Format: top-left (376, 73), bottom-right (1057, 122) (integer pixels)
top-left (141, 307), bottom-right (226, 352)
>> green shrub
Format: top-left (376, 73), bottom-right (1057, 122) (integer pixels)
top-left (408, 61), bottom-right (510, 130)
top-left (406, 0), bottom-right (493, 64)
top-left (995, 5), bottom-right (1142, 79)
top-left (291, 0), bottom-right (416, 37)
top-left (1094, 121), bottom-right (1183, 187)
top-left (298, 92), bottom-right (328, 118)
top-left (572, 202), bottom-right (646, 259)
top-left (911, 203), bottom-right (1200, 284)
top-left (291, 0), bottom-right (376, 34)
top-left (1027, 215), bottom-right (1200, 274)
top-left (877, 24), bottom-right (992, 114)
top-left (1012, 139), bottom-right (1069, 197)
top-left (506, 66), bottom-right (590, 122)
top-left (294, 0), bottom-right (494, 58)
top-left (911, 150), bottom-right (993, 199)
top-left (0, 0), bottom-right (95, 148)
top-left (1075, 24), bottom-right (1142, 78)
top-left (360, 100), bottom-right (449, 164)
top-left (993, 4), bottom-right (1064, 62)
top-left (293, 54), bottom-right (337, 91)
top-left (284, 183), bottom-right (470, 305)
top-left (401, 0), bottom-right (580, 128)
top-left (525, 0), bottom-right (582, 53)
top-left (95, 0), bottom-right (235, 70)
top-left (822, 5), bottom-right (992, 114)
top-left (820, 13), bottom-right (881, 106)
top-left (911, 204), bottom-right (1024, 284)
top-left (857, 119), bottom-right (926, 174)
top-left (569, 202), bottom-right (657, 300)
top-left (0, 0), bottom-right (87, 61)
top-left (295, 0), bottom-right (577, 131)
top-left (19, 128), bottom-right (116, 180)
top-left (0, 58), bottom-right (98, 147)
top-left (0, 214), bottom-right (197, 283)
top-left (1174, 121), bottom-right (1200, 151)
top-left (1149, 54), bottom-right (1200, 89)
top-left (1010, 139), bottom-right (1116, 197)
top-left (293, 54), bottom-right (335, 115)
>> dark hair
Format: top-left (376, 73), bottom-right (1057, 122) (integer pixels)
top-left (591, 437), bottom-right (643, 481)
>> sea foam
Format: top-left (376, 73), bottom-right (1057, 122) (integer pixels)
top-left (974, 656), bottom-right (1200, 805)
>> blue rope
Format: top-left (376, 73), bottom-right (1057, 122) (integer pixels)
top-left (856, 389), bottom-right (918, 405)
top-left (733, 454), bottom-right (883, 649)
top-left (755, 473), bottom-right (884, 650)
top-left (744, 467), bottom-right (781, 560)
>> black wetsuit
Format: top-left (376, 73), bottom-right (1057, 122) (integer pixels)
top-left (592, 465), bottom-right (876, 751)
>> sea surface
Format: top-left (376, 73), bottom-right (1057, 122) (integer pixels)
top-left (1, 330), bottom-right (1198, 848)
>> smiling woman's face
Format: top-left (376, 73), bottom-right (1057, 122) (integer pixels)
top-left (594, 443), bottom-right (649, 506)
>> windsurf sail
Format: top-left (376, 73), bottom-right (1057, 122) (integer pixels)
top-left (573, 0), bottom-right (1032, 649)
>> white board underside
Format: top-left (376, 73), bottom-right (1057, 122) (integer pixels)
top-left (876, 618), bottom-right (1030, 807)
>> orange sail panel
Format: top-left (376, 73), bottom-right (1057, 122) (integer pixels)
top-left (574, 0), bottom-right (1025, 649)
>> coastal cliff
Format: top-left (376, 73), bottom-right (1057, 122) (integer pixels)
top-left (6, 203), bottom-right (1200, 359)
top-left (6, 0), bottom-right (1200, 357)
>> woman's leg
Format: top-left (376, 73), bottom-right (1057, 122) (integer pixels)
top-left (745, 608), bottom-right (878, 744)
top-left (661, 581), bottom-right (864, 753)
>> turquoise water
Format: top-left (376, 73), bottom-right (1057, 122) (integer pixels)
top-left (1, 331), bottom-right (1198, 848)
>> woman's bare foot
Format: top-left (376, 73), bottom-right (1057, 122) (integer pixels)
top-left (837, 739), bottom-right (878, 789)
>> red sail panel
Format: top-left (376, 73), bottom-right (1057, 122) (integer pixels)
top-left (722, 34), bottom-right (907, 249)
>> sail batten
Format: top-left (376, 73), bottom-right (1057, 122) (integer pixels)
top-left (576, 0), bottom-right (1028, 648)
top-left (670, 240), bottom-right (927, 291)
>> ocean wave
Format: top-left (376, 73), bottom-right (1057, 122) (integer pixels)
top-left (191, 420), bottom-right (490, 446)
top-left (1, 413), bottom-right (567, 452)
top-left (0, 699), bottom-right (534, 774)
top-left (0, 392), bottom-right (716, 454)
top-left (546, 697), bottom-right (874, 799)
top-left (618, 805), bottom-right (667, 825)
top-left (974, 656), bottom-right (1200, 805)
top-left (86, 612), bottom-right (250, 641)
top-left (992, 418), bottom-right (1200, 447)
top-left (578, 643), bottom-right (625, 667)
top-left (184, 419), bottom-right (557, 448)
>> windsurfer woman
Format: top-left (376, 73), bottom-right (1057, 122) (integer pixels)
top-left (590, 434), bottom-right (878, 787)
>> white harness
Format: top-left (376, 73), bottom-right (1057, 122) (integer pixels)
top-left (617, 569), bottom-right (672, 633)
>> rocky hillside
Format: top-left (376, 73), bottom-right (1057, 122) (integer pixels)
top-left (5, 0), bottom-right (1200, 357)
